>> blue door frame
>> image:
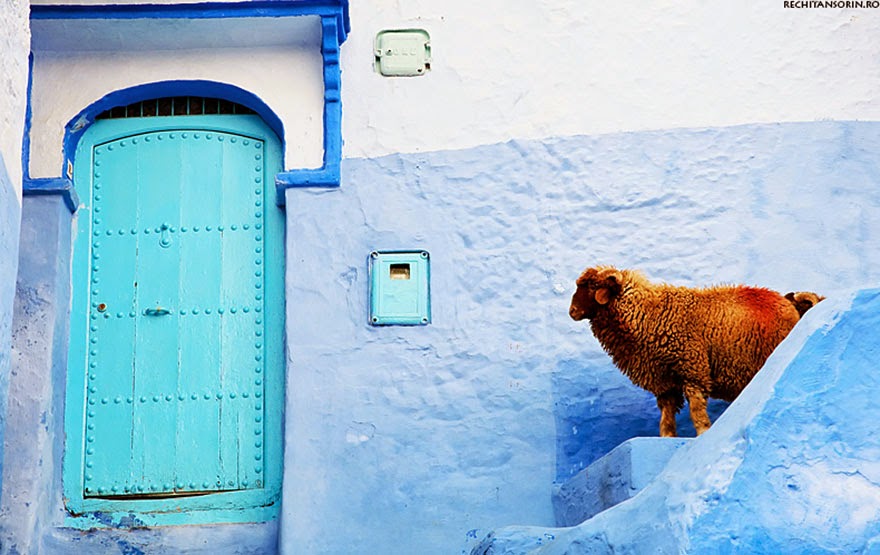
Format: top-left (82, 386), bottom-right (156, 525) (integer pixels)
top-left (27, 2), bottom-right (351, 208)
top-left (64, 115), bottom-right (285, 528)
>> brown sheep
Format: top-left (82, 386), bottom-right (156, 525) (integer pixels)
top-left (569, 265), bottom-right (801, 437)
top-left (785, 291), bottom-right (825, 317)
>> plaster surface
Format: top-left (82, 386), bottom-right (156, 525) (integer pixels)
top-left (29, 2), bottom-right (880, 162)
top-left (2, 196), bottom-right (71, 554)
top-left (552, 437), bottom-right (691, 527)
top-left (0, 0), bottom-right (29, 198)
top-left (28, 16), bottom-right (324, 179)
top-left (0, 0), bottom-right (27, 518)
top-left (475, 288), bottom-right (880, 554)
top-left (281, 121), bottom-right (880, 554)
top-left (340, 1), bottom-right (880, 159)
top-left (2, 196), bottom-right (279, 554)
top-left (0, 157), bottom-right (22, 509)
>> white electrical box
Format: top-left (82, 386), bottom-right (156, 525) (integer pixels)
top-left (374, 29), bottom-right (431, 77)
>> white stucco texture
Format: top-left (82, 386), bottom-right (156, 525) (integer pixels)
top-left (28, 16), bottom-right (325, 179)
top-left (28, 2), bottom-right (880, 173)
top-left (341, 1), bottom-right (880, 158)
top-left (1, 0), bottom-right (30, 197)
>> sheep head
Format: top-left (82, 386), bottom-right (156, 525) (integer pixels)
top-left (784, 291), bottom-right (825, 317)
top-left (569, 266), bottom-right (623, 321)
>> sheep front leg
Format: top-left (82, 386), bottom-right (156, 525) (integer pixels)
top-left (684, 384), bottom-right (712, 435)
top-left (656, 391), bottom-right (682, 438)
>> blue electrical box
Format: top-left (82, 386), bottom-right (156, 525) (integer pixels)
top-left (369, 251), bottom-right (431, 325)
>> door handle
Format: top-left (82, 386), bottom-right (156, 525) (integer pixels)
top-left (143, 307), bottom-right (172, 316)
top-left (159, 223), bottom-right (172, 248)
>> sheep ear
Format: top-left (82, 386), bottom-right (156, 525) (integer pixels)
top-left (603, 269), bottom-right (623, 286)
top-left (784, 292), bottom-right (795, 302)
top-left (595, 270), bottom-right (623, 304)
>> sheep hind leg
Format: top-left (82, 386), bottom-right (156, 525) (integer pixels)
top-left (684, 384), bottom-right (712, 435)
top-left (656, 391), bottom-right (683, 438)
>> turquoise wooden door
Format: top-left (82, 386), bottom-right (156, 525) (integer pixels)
top-left (65, 115), bottom-right (284, 523)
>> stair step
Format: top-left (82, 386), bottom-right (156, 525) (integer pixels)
top-left (552, 437), bottom-right (691, 526)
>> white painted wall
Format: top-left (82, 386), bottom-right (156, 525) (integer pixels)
top-left (1, 0), bottom-right (30, 197)
top-left (28, 16), bottom-right (325, 180)
top-left (341, 1), bottom-right (880, 158)
top-left (29, 1), bottom-right (880, 171)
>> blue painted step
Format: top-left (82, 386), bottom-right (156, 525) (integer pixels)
top-left (552, 437), bottom-right (691, 526)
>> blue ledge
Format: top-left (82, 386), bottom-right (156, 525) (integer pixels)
top-left (23, 178), bottom-right (79, 213)
top-left (274, 12), bottom-right (344, 205)
top-left (30, 0), bottom-right (350, 42)
top-left (275, 168), bottom-right (340, 203)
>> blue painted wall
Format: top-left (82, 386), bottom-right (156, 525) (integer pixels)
top-left (477, 288), bottom-right (880, 554)
top-left (0, 153), bottom-right (21, 507)
top-left (4, 196), bottom-right (279, 554)
top-left (7, 120), bottom-right (880, 554)
top-left (281, 121), bottom-right (880, 554)
top-left (5, 195), bottom-right (73, 554)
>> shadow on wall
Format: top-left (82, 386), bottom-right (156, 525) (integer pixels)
top-left (552, 358), bottom-right (729, 480)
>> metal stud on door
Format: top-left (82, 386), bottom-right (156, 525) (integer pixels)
top-left (85, 129), bottom-right (267, 498)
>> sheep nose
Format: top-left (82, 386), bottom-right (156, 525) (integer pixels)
top-left (569, 306), bottom-right (583, 320)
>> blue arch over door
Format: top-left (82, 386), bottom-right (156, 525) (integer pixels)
top-left (64, 114), bottom-right (285, 528)
top-left (62, 80), bottom-right (286, 175)
top-left (29, 1), bottom-right (350, 207)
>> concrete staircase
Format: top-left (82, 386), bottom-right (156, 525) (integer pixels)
top-left (552, 437), bottom-right (691, 526)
